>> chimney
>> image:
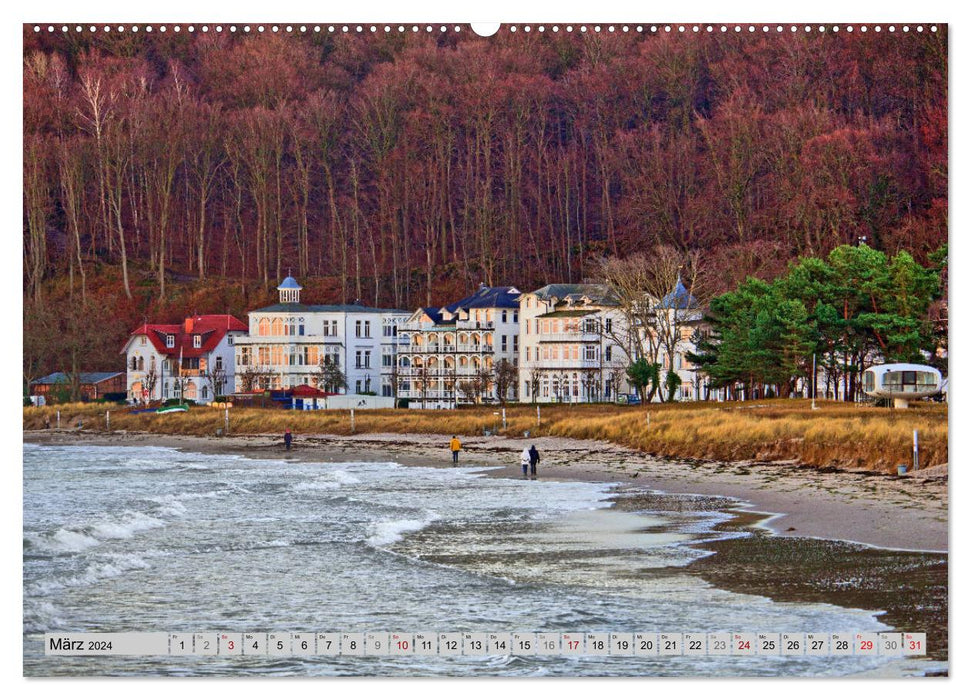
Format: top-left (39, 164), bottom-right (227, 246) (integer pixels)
top-left (185, 317), bottom-right (194, 333)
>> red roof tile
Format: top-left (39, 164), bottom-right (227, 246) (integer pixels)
top-left (123, 315), bottom-right (246, 357)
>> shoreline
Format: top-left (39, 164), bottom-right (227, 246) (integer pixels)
top-left (23, 429), bottom-right (947, 552)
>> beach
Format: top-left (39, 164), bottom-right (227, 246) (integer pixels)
top-left (24, 429), bottom-right (948, 552)
top-left (22, 429), bottom-right (949, 671)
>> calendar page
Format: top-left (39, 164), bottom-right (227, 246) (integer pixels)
top-left (21, 10), bottom-right (949, 682)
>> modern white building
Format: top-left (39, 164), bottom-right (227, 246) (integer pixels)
top-left (397, 285), bottom-right (521, 408)
top-left (122, 314), bottom-right (247, 404)
top-left (233, 276), bottom-right (410, 398)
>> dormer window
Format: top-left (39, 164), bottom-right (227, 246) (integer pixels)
top-left (193, 335), bottom-right (202, 349)
top-left (166, 334), bottom-right (175, 348)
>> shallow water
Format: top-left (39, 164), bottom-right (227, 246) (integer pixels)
top-left (22, 443), bottom-right (938, 676)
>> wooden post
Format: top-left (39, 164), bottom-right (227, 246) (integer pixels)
top-left (502, 408), bottom-right (507, 430)
top-left (106, 410), bottom-right (110, 431)
top-left (536, 405), bottom-right (541, 427)
top-left (225, 408), bottom-right (230, 435)
top-left (56, 410), bottom-right (60, 430)
top-left (646, 412), bottom-right (650, 428)
top-left (350, 409), bottom-right (355, 434)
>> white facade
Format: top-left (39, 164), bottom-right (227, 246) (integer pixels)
top-left (233, 277), bottom-right (409, 398)
top-left (122, 316), bottom-right (246, 405)
top-left (518, 284), bottom-right (631, 403)
top-left (397, 286), bottom-right (521, 408)
top-left (519, 283), bottom-right (708, 404)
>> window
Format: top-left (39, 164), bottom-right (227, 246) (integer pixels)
top-left (258, 318), bottom-right (270, 336)
top-left (193, 335), bottom-right (201, 349)
top-left (502, 311), bottom-right (508, 323)
top-left (228, 336), bottom-right (234, 346)
top-left (585, 346), bottom-right (597, 361)
top-left (605, 318), bottom-right (613, 333)
top-left (201, 386), bottom-right (208, 399)
top-left (513, 312), bottom-right (518, 323)
top-left (215, 356), bottom-right (223, 371)
top-left (524, 381), bottom-right (530, 396)
top-left (271, 319), bottom-right (283, 336)
top-left (513, 335), bottom-right (519, 352)
top-left (365, 320), bottom-right (371, 337)
top-left (355, 320), bottom-right (362, 337)
top-left (364, 351), bottom-right (371, 369)
top-left (299, 324), bottom-right (305, 336)
top-left (356, 351), bottom-right (363, 369)
top-left (258, 346), bottom-right (270, 365)
top-left (166, 334), bottom-right (175, 348)
top-left (239, 347), bottom-right (251, 367)
top-left (140, 336), bottom-right (146, 345)
top-left (501, 335), bottom-right (508, 352)
top-left (382, 353), bottom-right (393, 368)
top-left (525, 347), bottom-right (531, 362)
top-left (605, 346), bottom-right (613, 362)
top-left (355, 380), bottom-right (362, 393)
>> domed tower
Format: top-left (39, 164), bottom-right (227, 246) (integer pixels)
top-left (277, 274), bottom-right (302, 304)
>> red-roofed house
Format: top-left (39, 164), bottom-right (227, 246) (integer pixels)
top-left (121, 315), bottom-right (247, 404)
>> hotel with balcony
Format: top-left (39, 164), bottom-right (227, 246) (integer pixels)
top-left (122, 314), bottom-right (247, 404)
top-left (233, 276), bottom-right (410, 397)
top-left (397, 285), bottom-right (521, 408)
top-left (519, 283), bottom-right (632, 403)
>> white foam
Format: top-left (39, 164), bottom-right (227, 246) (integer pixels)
top-left (47, 528), bottom-right (101, 552)
top-left (366, 518), bottom-right (432, 547)
top-left (89, 511), bottom-right (165, 540)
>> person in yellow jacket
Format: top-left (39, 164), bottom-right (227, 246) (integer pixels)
top-left (449, 435), bottom-right (462, 464)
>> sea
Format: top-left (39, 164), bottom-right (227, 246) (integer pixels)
top-left (22, 442), bottom-right (937, 677)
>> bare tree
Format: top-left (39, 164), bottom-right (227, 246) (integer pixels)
top-left (492, 358), bottom-right (518, 406)
top-left (202, 365), bottom-right (228, 400)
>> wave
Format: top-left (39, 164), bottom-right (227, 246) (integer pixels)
top-left (366, 518), bottom-right (435, 547)
top-left (26, 552), bottom-right (153, 597)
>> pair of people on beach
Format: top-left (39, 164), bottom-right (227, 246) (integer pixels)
top-left (521, 445), bottom-right (540, 478)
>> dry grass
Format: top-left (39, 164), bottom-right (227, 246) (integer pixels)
top-left (23, 399), bottom-right (947, 475)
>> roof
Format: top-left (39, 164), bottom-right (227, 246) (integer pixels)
top-left (445, 285), bottom-right (521, 311)
top-left (527, 283), bottom-right (619, 306)
top-left (536, 309), bottom-right (597, 318)
top-left (658, 278), bottom-right (699, 310)
top-left (33, 371), bottom-right (124, 386)
top-left (277, 275), bottom-right (303, 290)
top-left (251, 302), bottom-right (410, 314)
top-left (124, 314), bottom-right (247, 358)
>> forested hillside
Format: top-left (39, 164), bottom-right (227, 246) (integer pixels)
top-left (23, 26), bottom-right (947, 380)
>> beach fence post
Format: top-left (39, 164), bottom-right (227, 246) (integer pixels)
top-left (536, 405), bottom-right (541, 427)
top-left (502, 408), bottom-right (507, 430)
top-left (105, 410), bottom-right (110, 431)
top-left (225, 408), bottom-right (230, 435)
top-left (646, 412), bottom-right (650, 428)
top-left (350, 409), bottom-right (355, 434)
top-left (56, 410), bottom-right (60, 430)
top-left (913, 429), bottom-right (919, 471)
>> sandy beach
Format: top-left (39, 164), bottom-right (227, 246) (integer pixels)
top-left (23, 429), bottom-right (948, 552)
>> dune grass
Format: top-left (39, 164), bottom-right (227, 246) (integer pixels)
top-left (23, 399), bottom-right (947, 475)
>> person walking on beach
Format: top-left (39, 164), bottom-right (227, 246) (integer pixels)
top-left (529, 445), bottom-right (540, 478)
top-left (284, 428), bottom-right (293, 451)
top-left (520, 447), bottom-right (530, 477)
top-left (450, 435), bottom-right (462, 464)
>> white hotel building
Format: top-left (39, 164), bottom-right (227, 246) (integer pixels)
top-left (233, 277), bottom-right (410, 397)
top-left (518, 284), bottom-right (631, 403)
top-left (397, 285), bottom-right (521, 408)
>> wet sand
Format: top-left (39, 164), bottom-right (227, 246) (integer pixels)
top-left (24, 429), bottom-right (949, 668)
